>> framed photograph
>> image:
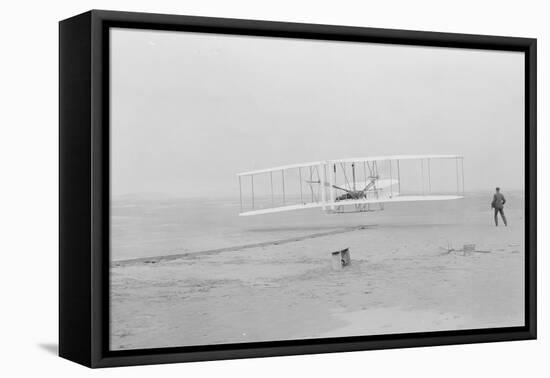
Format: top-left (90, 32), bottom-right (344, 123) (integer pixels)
top-left (59, 10), bottom-right (536, 368)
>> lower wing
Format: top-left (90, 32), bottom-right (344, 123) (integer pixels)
top-left (239, 194), bottom-right (463, 216)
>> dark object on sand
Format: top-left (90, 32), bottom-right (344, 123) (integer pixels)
top-left (332, 248), bottom-right (351, 269)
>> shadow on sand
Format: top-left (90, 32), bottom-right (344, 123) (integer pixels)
top-left (114, 225), bottom-right (376, 266)
top-left (247, 224), bottom-right (376, 233)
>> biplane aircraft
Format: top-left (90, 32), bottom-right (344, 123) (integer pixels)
top-left (237, 155), bottom-right (464, 216)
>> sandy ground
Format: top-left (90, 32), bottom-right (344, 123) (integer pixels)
top-left (110, 193), bottom-right (524, 350)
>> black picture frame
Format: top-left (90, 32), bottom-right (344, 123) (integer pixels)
top-left (59, 9), bottom-right (537, 368)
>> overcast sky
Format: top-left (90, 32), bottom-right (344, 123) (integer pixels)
top-left (110, 28), bottom-right (524, 198)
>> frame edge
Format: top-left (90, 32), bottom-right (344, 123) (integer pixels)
top-left (59, 11), bottom-right (94, 368)
top-left (71, 9), bottom-right (538, 368)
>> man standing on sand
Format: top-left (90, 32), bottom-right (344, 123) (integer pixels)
top-left (491, 187), bottom-right (508, 227)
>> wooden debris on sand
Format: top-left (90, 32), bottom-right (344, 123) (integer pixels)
top-left (332, 248), bottom-right (351, 269)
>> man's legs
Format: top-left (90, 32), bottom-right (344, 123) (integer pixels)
top-left (494, 208), bottom-right (499, 226)
top-left (499, 208), bottom-right (508, 226)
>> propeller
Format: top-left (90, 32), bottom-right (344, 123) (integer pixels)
top-left (361, 176), bottom-right (379, 193)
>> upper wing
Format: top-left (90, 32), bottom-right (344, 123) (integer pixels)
top-left (331, 154), bottom-right (462, 164)
top-left (237, 161), bottom-right (322, 177)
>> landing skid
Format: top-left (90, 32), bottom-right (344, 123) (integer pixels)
top-left (327, 202), bottom-right (384, 213)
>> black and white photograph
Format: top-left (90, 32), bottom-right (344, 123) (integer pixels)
top-left (108, 27), bottom-right (526, 351)
top-left (3, 0), bottom-right (546, 375)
